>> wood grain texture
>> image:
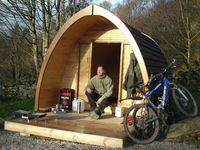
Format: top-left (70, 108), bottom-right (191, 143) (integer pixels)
top-left (4, 112), bottom-right (125, 148)
top-left (78, 44), bottom-right (92, 102)
top-left (35, 5), bottom-right (166, 111)
top-left (121, 44), bottom-right (135, 107)
top-left (5, 121), bottom-right (123, 148)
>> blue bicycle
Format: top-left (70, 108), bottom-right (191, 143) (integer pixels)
top-left (123, 59), bottom-right (198, 144)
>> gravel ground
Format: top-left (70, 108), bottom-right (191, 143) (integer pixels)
top-left (0, 129), bottom-right (200, 150)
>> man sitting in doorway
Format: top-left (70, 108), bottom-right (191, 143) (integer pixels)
top-left (85, 66), bottom-right (117, 119)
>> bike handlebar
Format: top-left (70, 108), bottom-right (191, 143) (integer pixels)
top-left (148, 58), bottom-right (176, 85)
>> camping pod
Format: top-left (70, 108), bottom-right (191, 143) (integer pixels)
top-left (35, 5), bottom-right (167, 111)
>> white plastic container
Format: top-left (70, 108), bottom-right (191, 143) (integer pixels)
top-left (115, 106), bottom-right (125, 117)
top-left (72, 98), bottom-right (85, 113)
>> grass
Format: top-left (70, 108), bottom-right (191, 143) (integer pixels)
top-left (0, 99), bottom-right (34, 120)
top-left (184, 137), bottom-right (200, 146)
top-left (171, 83), bottom-right (200, 146)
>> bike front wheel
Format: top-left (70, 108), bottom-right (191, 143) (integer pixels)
top-left (171, 84), bottom-right (198, 117)
top-left (124, 103), bottom-right (160, 144)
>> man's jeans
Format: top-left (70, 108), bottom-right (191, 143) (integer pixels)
top-left (85, 91), bottom-right (117, 116)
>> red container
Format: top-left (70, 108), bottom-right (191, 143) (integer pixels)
top-left (60, 88), bottom-right (73, 110)
top-left (128, 115), bottom-right (133, 125)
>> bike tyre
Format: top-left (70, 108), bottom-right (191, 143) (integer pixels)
top-left (124, 104), bottom-right (160, 144)
top-left (172, 84), bottom-right (198, 117)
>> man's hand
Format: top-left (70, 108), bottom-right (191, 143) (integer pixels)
top-left (97, 97), bottom-right (104, 105)
top-left (86, 88), bottom-right (93, 94)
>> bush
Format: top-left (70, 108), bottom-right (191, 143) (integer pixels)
top-left (0, 99), bottom-right (34, 119)
top-left (176, 69), bottom-right (200, 87)
top-left (1, 83), bottom-right (36, 102)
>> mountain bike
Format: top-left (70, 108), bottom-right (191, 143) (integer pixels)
top-left (121, 59), bottom-right (198, 144)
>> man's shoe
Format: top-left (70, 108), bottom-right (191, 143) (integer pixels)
top-left (88, 111), bottom-right (93, 117)
top-left (90, 112), bottom-right (100, 120)
top-left (89, 107), bottom-right (98, 116)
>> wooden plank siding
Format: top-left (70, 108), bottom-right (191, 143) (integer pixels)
top-left (77, 25), bottom-right (130, 108)
top-left (120, 44), bottom-right (135, 107)
top-left (78, 43), bottom-right (92, 102)
top-left (35, 5), bottom-right (167, 111)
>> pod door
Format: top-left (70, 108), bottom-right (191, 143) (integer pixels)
top-left (91, 43), bottom-right (121, 99)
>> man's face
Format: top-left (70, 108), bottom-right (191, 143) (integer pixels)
top-left (97, 66), bottom-right (105, 77)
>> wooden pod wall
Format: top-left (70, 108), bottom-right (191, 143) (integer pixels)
top-left (35, 5), bottom-right (167, 111)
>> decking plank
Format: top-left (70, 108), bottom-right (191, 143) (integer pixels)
top-left (4, 112), bottom-right (126, 148)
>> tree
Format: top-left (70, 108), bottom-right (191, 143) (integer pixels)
top-left (116, 0), bottom-right (200, 70)
top-left (146, 0), bottom-right (200, 70)
top-left (116, 0), bottom-right (149, 26)
top-left (0, 0), bottom-right (39, 73)
top-left (177, 0), bottom-right (200, 69)
top-left (98, 0), bottom-right (112, 11)
top-left (0, 0), bottom-right (90, 74)
top-left (40, 0), bottom-right (53, 58)
top-left (55, 0), bottom-right (62, 31)
top-left (0, 0), bottom-right (91, 100)
top-left (0, 24), bottom-right (35, 84)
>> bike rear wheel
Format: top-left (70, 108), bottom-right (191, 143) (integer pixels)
top-left (172, 84), bottom-right (198, 117)
top-left (124, 104), bottom-right (160, 144)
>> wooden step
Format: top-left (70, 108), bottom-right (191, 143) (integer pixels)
top-left (4, 112), bottom-right (126, 148)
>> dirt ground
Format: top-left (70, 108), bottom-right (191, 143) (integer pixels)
top-left (167, 116), bottom-right (200, 140)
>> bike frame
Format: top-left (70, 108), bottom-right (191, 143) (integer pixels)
top-left (146, 76), bottom-right (169, 111)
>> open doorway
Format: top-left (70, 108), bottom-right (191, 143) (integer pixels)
top-left (91, 43), bottom-right (121, 99)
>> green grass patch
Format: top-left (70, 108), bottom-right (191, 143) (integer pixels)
top-left (184, 137), bottom-right (200, 146)
top-left (0, 99), bottom-right (34, 119)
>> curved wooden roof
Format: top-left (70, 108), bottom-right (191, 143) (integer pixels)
top-left (125, 25), bottom-right (167, 75)
top-left (35, 5), bottom-right (167, 110)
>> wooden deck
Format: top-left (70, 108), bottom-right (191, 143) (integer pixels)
top-left (4, 111), bottom-right (128, 148)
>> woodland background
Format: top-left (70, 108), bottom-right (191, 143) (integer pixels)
top-left (0, 0), bottom-right (199, 102)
